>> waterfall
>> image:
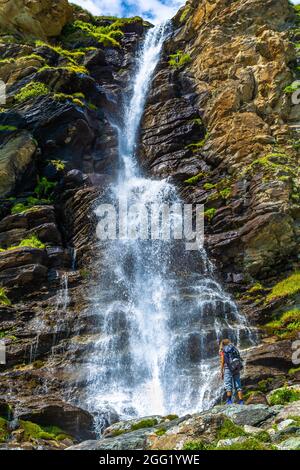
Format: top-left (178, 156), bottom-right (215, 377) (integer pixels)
top-left (85, 24), bottom-right (256, 433)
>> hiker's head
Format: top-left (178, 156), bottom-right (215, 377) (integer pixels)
top-left (219, 338), bottom-right (231, 351)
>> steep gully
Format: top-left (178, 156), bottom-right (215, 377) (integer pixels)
top-left (80, 24), bottom-right (257, 434)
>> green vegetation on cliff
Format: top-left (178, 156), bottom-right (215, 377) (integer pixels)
top-left (0, 417), bottom-right (9, 442)
top-left (266, 272), bottom-right (300, 303)
top-left (184, 172), bottom-right (205, 185)
top-left (0, 235), bottom-right (46, 252)
top-left (19, 420), bottom-right (71, 441)
top-left (130, 418), bottom-right (158, 431)
top-left (216, 418), bottom-right (246, 440)
top-left (268, 387), bottom-right (300, 406)
top-left (169, 50), bottom-right (191, 68)
top-left (204, 208), bottom-right (216, 221)
top-left (15, 82), bottom-right (50, 103)
top-left (265, 309), bottom-right (300, 339)
top-left (0, 288), bottom-right (11, 306)
top-left (61, 19), bottom-right (125, 48)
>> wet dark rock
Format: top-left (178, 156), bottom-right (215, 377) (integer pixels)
top-left (28, 223), bottom-right (62, 246)
top-left (0, 248), bottom-right (48, 272)
top-left (0, 263), bottom-right (48, 288)
top-left (246, 391), bottom-right (269, 405)
top-left (63, 170), bottom-right (84, 189)
top-left (243, 340), bottom-right (293, 388)
top-left (15, 397), bottom-right (95, 441)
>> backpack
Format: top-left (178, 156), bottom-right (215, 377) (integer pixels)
top-left (223, 344), bottom-right (243, 374)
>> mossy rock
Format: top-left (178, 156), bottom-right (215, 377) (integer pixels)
top-left (0, 417), bottom-right (9, 443)
top-left (130, 418), bottom-right (158, 431)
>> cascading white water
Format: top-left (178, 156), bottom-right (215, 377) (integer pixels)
top-left (85, 24), bottom-right (256, 433)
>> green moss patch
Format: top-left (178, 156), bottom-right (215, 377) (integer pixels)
top-left (0, 288), bottom-right (11, 306)
top-left (15, 82), bottom-right (50, 103)
top-left (0, 330), bottom-right (16, 340)
top-left (11, 197), bottom-right (51, 215)
top-left (0, 417), bottom-right (9, 443)
top-left (111, 429), bottom-right (126, 437)
top-left (268, 387), bottom-right (300, 406)
top-left (257, 378), bottom-right (274, 393)
top-left (265, 309), bottom-right (300, 339)
top-left (183, 440), bottom-right (207, 450)
top-left (0, 125), bottom-right (17, 132)
top-left (216, 418), bottom-right (246, 441)
top-left (164, 414), bottom-right (178, 421)
top-left (241, 153), bottom-right (296, 181)
top-left (204, 208), bottom-right (216, 221)
top-left (61, 19), bottom-right (124, 48)
top-left (169, 50), bottom-right (191, 68)
top-left (187, 132), bottom-right (209, 150)
top-left (266, 272), bottom-right (300, 303)
top-left (179, 5), bottom-right (191, 23)
top-left (184, 173), bottom-right (205, 185)
top-left (19, 421), bottom-right (71, 442)
top-left (284, 82), bottom-right (300, 94)
top-left (35, 177), bottom-right (57, 199)
top-left (0, 235), bottom-right (46, 252)
top-left (130, 418), bottom-right (158, 431)
top-left (288, 366), bottom-right (300, 376)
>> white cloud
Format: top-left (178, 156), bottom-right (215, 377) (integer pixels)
top-left (71, 0), bottom-right (185, 23)
top-left (71, 0), bottom-right (300, 23)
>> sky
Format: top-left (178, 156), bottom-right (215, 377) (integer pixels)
top-left (71, 0), bottom-right (300, 24)
top-left (71, 0), bottom-right (185, 23)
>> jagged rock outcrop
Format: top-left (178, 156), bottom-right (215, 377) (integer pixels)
top-left (0, 0), bottom-right (72, 40)
top-left (0, 2), bottom-right (150, 445)
top-left (142, 0), bottom-right (299, 284)
top-left (140, 0), bottom-right (300, 379)
top-left (68, 399), bottom-right (300, 450)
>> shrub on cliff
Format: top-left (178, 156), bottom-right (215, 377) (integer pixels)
top-left (265, 309), bottom-right (300, 339)
top-left (61, 20), bottom-right (124, 48)
top-left (268, 387), bottom-right (300, 406)
top-left (169, 50), bottom-right (191, 68)
top-left (266, 272), bottom-right (300, 303)
top-left (14, 82), bottom-right (50, 103)
top-left (0, 288), bottom-right (11, 306)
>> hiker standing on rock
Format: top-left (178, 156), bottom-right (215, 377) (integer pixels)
top-left (220, 339), bottom-right (244, 405)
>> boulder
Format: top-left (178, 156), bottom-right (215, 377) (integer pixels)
top-left (243, 340), bottom-right (293, 386)
top-left (275, 400), bottom-right (300, 422)
top-left (67, 430), bottom-right (148, 450)
top-left (210, 404), bottom-right (280, 427)
top-left (245, 391), bottom-right (268, 405)
top-left (277, 419), bottom-right (297, 431)
top-left (277, 437), bottom-right (300, 450)
top-left (0, 131), bottom-right (37, 197)
top-left (244, 424), bottom-right (263, 434)
top-left (216, 436), bottom-right (248, 448)
top-left (28, 223), bottom-right (62, 245)
top-left (0, 206), bottom-right (56, 233)
top-left (0, 263), bottom-right (48, 288)
top-left (15, 397), bottom-right (95, 441)
top-left (0, 0), bottom-right (72, 39)
top-left (0, 247), bottom-right (47, 272)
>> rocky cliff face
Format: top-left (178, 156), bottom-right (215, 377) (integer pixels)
top-left (0, 0), bottom-right (299, 450)
top-left (0, 1), bottom-right (150, 449)
top-left (0, 0), bottom-right (72, 39)
top-left (141, 0), bottom-right (300, 390)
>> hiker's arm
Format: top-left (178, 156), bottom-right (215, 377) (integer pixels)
top-left (220, 352), bottom-right (224, 379)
